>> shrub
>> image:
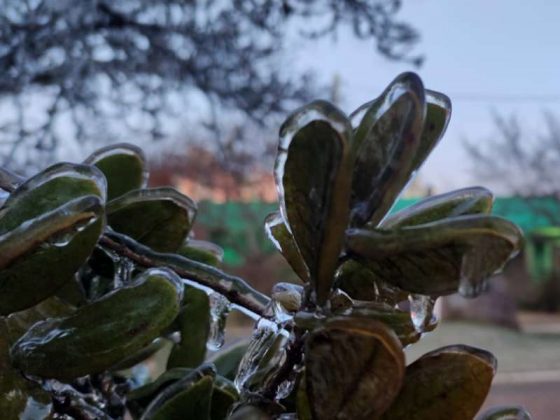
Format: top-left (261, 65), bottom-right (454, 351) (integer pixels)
top-left (0, 73), bottom-right (530, 419)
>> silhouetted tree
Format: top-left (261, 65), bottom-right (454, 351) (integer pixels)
top-left (465, 112), bottom-right (560, 225)
top-left (0, 0), bottom-right (421, 170)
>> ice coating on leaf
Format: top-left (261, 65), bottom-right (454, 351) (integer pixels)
top-left (0, 195), bottom-right (102, 269)
top-left (107, 187), bottom-right (196, 218)
top-left (264, 211), bottom-right (309, 282)
top-left (207, 292), bottom-right (231, 351)
top-left (84, 143), bottom-right (148, 200)
top-left (184, 239), bottom-right (224, 263)
top-left (409, 89), bottom-right (452, 173)
top-left (10, 267), bottom-right (184, 380)
top-left (274, 100), bottom-right (353, 306)
top-left (305, 317), bottom-right (404, 419)
top-left (270, 282), bottom-right (303, 321)
top-left (346, 215), bottom-right (523, 297)
top-left (107, 187), bottom-right (197, 252)
top-left (408, 294), bottom-right (438, 333)
top-left (348, 72), bottom-right (426, 228)
top-left (477, 405), bottom-right (532, 420)
top-left (5, 162), bottom-right (107, 206)
top-left (381, 187), bottom-right (493, 228)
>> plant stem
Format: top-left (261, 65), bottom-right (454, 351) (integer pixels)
top-left (100, 231), bottom-right (270, 318)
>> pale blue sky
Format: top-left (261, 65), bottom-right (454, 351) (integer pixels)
top-left (292, 0), bottom-right (560, 193)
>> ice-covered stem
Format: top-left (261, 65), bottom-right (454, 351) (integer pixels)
top-left (100, 231), bottom-right (270, 318)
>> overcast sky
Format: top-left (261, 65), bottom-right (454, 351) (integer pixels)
top-left (292, 0), bottom-right (560, 194)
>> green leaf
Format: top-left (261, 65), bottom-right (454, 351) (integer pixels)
top-left (127, 367), bottom-right (193, 416)
top-left (0, 319), bottom-right (53, 419)
top-left (264, 211), bottom-right (309, 282)
top-left (346, 215), bottom-right (522, 297)
top-left (335, 259), bottom-right (407, 303)
top-left (5, 296), bottom-right (75, 343)
top-left (11, 268), bottom-right (183, 380)
top-left (304, 317), bottom-right (404, 420)
top-left (382, 345), bottom-right (496, 420)
top-left (84, 142), bottom-right (147, 200)
top-left (349, 72), bottom-right (426, 227)
top-left (381, 187), bottom-right (493, 228)
top-left (141, 366), bottom-right (215, 420)
top-left (208, 339), bottom-right (250, 381)
top-left (228, 405), bottom-right (273, 420)
top-left (276, 100), bottom-right (353, 305)
top-left (167, 286), bottom-right (210, 369)
top-left (476, 406), bottom-right (532, 420)
top-left (178, 239), bottom-right (224, 267)
top-left (107, 187), bottom-right (196, 252)
top-left (211, 375), bottom-right (239, 420)
top-left (410, 89), bottom-right (452, 173)
top-left (0, 163), bottom-right (106, 314)
top-left (111, 338), bottom-right (165, 371)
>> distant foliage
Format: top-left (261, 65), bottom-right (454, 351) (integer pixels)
top-left (0, 74), bottom-right (530, 419)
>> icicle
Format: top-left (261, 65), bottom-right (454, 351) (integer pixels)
top-left (207, 292), bottom-right (231, 351)
top-left (408, 294), bottom-right (437, 333)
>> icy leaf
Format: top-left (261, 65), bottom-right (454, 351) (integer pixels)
top-left (275, 100), bottom-right (353, 305)
top-left (381, 187), bottom-right (493, 228)
top-left (346, 215), bottom-right (522, 297)
top-left (84, 142), bottom-right (148, 200)
top-left (305, 317), bottom-right (404, 420)
top-left (476, 406), bottom-right (532, 420)
top-left (140, 365), bottom-right (215, 420)
top-left (11, 268), bottom-right (183, 380)
top-left (179, 239), bottom-right (224, 267)
top-left (168, 286), bottom-right (210, 369)
top-left (349, 72), bottom-right (426, 227)
top-left (410, 89), bottom-right (452, 173)
top-left (382, 345), bottom-right (496, 420)
top-left (335, 259), bottom-right (407, 304)
top-left (107, 187), bottom-right (196, 252)
top-left (264, 211), bottom-right (309, 282)
top-left (0, 163), bottom-right (106, 314)
top-left (0, 319), bottom-right (54, 419)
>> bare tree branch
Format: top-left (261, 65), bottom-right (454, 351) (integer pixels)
top-left (0, 0), bottom-right (421, 172)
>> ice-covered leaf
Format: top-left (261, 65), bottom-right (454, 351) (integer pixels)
top-left (346, 215), bottom-right (522, 297)
top-left (264, 211), bottom-right (309, 282)
top-left (178, 239), bottom-right (224, 266)
top-left (167, 286), bottom-right (210, 369)
top-left (476, 406), bottom-right (532, 420)
top-left (304, 317), bottom-right (404, 420)
top-left (140, 365), bottom-right (215, 420)
top-left (107, 187), bottom-right (196, 252)
top-left (381, 187), bottom-right (493, 228)
top-left (11, 268), bottom-right (183, 380)
top-left (275, 100), bottom-right (353, 305)
top-left (0, 319), bottom-right (53, 419)
top-left (335, 259), bottom-right (407, 304)
top-left (410, 89), bottom-right (452, 173)
top-left (0, 163), bottom-right (106, 314)
top-left (382, 345), bottom-right (496, 420)
top-left (84, 143), bottom-right (147, 200)
top-left (349, 72), bottom-right (426, 227)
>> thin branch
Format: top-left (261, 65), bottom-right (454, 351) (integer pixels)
top-left (100, 232), bottom-right (270, 318)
